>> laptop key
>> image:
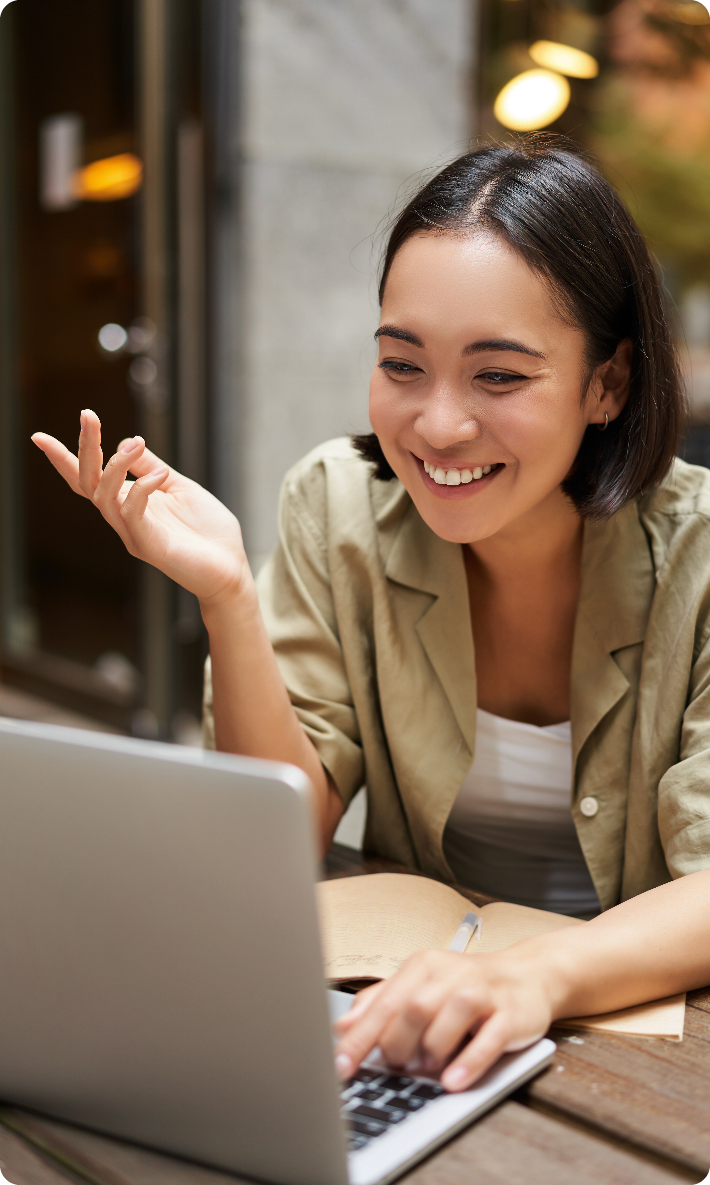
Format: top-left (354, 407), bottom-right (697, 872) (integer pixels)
top-left (380, 1075), bottom-right (415, 1091)
top-left (378, 1108), bottom-right (408, 1124)
top-left (410, 1082), bottom-right (446, 1100)
top-left (347, 1134), bottom-right (369, 1151)
top-left (353, 1068), bottom-right (384, 1084)
top-left (351, 1104), bottom-right (403, 1126)
top-left (358, 1087), bottom-right (387, 1102)
top-left (389, 1093), bottom-right (427, 1112)
top-left (348, 1118), bottom-right (388, 1138)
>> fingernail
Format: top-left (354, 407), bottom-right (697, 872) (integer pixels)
top-left (441, 1066), bottom-right (468, 1090)
top-left (120, 436), bottom-right (143, 455)
top-left (334, 1054), bottom-right (353, 1081)
top-left (149, 464), bottom-right (168, 477)
top-left (80, 412), bottom-right (87, 433)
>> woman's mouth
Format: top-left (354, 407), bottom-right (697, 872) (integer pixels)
top-left (421, 459), bottom-right (503, 486)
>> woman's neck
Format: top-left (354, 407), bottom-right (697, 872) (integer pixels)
top-left (465, 489), bottom-right (584, 727)
top-left (467, 487), bottom-right (583, 583)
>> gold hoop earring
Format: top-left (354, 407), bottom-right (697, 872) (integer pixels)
top-left (598, 412), bottom-right (609, 432)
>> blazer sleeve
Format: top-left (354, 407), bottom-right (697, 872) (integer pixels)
top-left (658, 628), bottom-right (710, 877)
top-left (202, 457), bottom-right (365, 808)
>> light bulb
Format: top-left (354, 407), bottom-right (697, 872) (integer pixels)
top-left (74, 154), bottom-right (142, 202)
top-left (529, 41), bottom-right (599, 79)
top-left (98, 323), bottom-right (128, 353)
top-left (494, 69), bottom-right (571, 132)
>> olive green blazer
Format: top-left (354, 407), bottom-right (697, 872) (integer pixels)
top-left (203, 439), bottom-right (710, 911)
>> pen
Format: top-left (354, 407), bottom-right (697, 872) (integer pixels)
top-left (448, 912), bottom-right (481, 952)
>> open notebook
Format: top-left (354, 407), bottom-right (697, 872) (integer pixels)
top-left (317, 874), bottom-right (685, 1041)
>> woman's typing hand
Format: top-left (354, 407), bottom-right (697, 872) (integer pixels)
top-left (32, 410), bottom-right (250, 610)
top-left (333, 944), bottom-right (563, 1092)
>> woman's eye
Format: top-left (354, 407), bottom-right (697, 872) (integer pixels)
top-left (378, 360), bottom-right (422, 377)
top-left (479, 370), bottom-right (525, 386)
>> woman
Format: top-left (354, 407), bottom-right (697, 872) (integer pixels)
top-left (33, 139), bottom-right (710, 1092)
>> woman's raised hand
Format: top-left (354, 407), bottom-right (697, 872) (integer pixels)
top-left (32, 409), bottom-right (249, 607)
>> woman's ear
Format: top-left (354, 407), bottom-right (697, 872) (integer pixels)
top-left (589, 338), bottom-right (633, 428)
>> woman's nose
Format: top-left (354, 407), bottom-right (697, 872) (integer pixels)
top-left (414, 388), bottom-right (481, 450)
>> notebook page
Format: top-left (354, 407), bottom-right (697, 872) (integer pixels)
top-left (475, 900), bottom-right (582, 952)
top-left (556, 993), bottom-right (686, 1040)
top-left (317, 874), bottom-right (472, 980)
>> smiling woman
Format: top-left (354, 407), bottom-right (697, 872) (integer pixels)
top-left (32, 136), bottom-right (710, 1095)
top-left (354, 140), bottom-right (682, 519)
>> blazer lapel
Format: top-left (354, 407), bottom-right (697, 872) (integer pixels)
top-left (571, 502), bottom-right (655, 768)
top-left (385, 502), bottom-right (477, 761)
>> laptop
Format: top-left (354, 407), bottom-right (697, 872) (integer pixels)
top-left (0, 717), bottom-right (555, 1185)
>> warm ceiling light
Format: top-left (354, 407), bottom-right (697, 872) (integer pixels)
top-left (529, 40), bottom-right (599, 79)
top-left (74, 153), bottom-right (142, 202)
top-left (494, 69), bottom-right (571, 131)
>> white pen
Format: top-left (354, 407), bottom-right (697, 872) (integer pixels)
top-left (448, 911), bottom-right (481, 952)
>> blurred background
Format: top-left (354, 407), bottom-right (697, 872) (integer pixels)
top-left (1, 0), bottom-right (709, 750)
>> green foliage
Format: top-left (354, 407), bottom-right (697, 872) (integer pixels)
top-left (591, 78), bottom-right (710, 290)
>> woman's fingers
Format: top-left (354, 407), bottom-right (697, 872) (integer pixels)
top-left (333, 982), bottom-right (386, 1033)
top-left (31, 433), bottom-right (85, 497)
top-left (94, 437), bottom-right (145, 508)
top-left (440, 1012), bottom-right (519, 1091)
top-left (376, 980), bottom-right (452, 1068)
top-left (117, 436), bottom-right (171, 479)
top-left (334, 954), bottom-right (444, 1078)
top-left (77, 409), bottom-right (104, 497)
top-left (118, 465), bottom-right (170, 555)
top-left (418, 984), bottom-right (491, 1072)
top-left (333, 948), bottom-right (554, 1092)
top-left (334, 986), bottom-right (404, 1080)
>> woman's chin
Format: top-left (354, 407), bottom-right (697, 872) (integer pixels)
top-left (412, 500), bottom-right (505, 545)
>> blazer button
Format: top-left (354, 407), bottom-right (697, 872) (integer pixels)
top-left (580, 796), bottom-right (599, 818)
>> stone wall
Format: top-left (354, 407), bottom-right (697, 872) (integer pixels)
top-left (214, 0), bottom-right (476, 570)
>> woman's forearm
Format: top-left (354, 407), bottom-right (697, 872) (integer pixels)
top-left (531, 870), bottom-right (710, 1020)
top-left (201, 581), bottom-right (344, 851)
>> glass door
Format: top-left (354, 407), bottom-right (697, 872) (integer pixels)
top-left (0, 0), bottom-right (207, 739)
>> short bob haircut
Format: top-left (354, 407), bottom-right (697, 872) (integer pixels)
top-left (353, 136), bottom-right (685, 520)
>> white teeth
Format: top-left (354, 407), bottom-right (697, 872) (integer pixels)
top-left (424, 460), bottom-right (497, 484)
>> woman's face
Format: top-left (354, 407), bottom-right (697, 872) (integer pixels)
top-left (369, 232), bottom-right (611, 545)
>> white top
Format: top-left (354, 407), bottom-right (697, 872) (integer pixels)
top-left (443, 708), bottom-right (600, 919)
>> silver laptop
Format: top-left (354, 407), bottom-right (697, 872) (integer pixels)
top-left (0, 717), bottom-right (555, 1185)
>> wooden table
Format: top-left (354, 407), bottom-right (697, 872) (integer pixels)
top-left (1, 845), bottom-right (709, 1185)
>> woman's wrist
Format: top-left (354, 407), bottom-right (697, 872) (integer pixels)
top-left (198, 571), bottom-right (259, 631)
top-left (494, 926), bottom-right (594, 1022)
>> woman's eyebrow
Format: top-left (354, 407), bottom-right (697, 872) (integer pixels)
top-left (374, 327), bottom-right (546, 360)
top-left (463, 338), bottom-right (546, 359)
top-left (374, 325), bottom-right (424, 347)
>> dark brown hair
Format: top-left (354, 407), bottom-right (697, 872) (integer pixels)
top-left (353, 136), bottom-right (685, 519)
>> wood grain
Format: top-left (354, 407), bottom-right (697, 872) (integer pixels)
top-left (0, 1111), bottom-right (248, 1185)
top-left (525, 1007), bottom-right (710, 1174)
top-left (0, 1123), bottom-right (77, 1185)
top-left (1, 1099), bottom-right (694, 1185)
top-left (402, 1099), bottom-right (696, 1185)
top-left (687, 986), bottom-right (710, 1015)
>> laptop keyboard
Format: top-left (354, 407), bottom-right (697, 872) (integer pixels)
top-left (340, 1067), bottom-right (446, 1152)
